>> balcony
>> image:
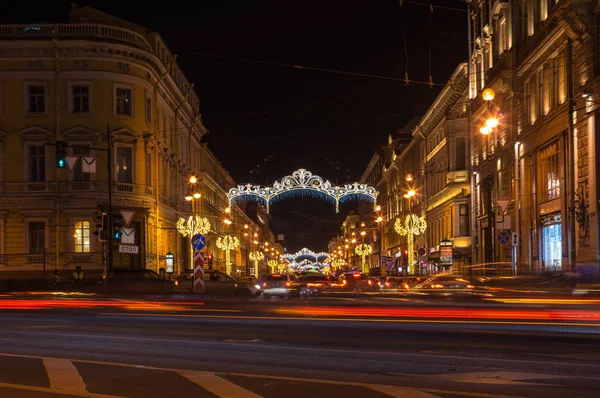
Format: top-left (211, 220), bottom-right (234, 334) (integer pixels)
top-left (0, 24), bottom-right (152, 52)
top-left (70, 182), bottom-right (92, 192)
top-left (116, 183), bottom-right (134, 193)
top-left (446, 170), bottom-right (469, 185)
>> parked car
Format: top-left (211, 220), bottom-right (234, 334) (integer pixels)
top-left (262, 274), bottom-right (298, 299)
top-left (339, 272), bottom-right (377, 292)
top-left (104, 268), bottom-right (174, 294)
top-left (174, 270), bottom-right (262, 297)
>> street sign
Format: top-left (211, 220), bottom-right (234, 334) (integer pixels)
top-left (417, 247), bottom-right (426, 256)
top-left (65, 155), bottom-right (79, 171)
top-left (121, 227), bottom-right (135, 244)
top-left (118, 244), bottom-right (139, 254)
top-left (494, 199), bottom-right (511, 214)
top-left (192, 234), bottom-right (206, 250)
top-left (511, 232), bottom-right (519, 247)
top-left (496, 230), bottom-right (511, 246)
top-left (119, 210), bottom-right (135, 227)
top-left (193, 252), bottom-right (205, 293)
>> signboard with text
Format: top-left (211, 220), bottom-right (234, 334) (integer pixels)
top-left (439, 239), bottom-right (453, 266)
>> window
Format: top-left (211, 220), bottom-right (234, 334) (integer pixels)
top-left (29, 222), bottom-right (45, 254)
top-left (116, 147), bottom-right (133, 183)
top-left (115, 87), bottom-right (133, 116)
top-left (74, 221), bottom-right (91, 253)
top-left (71, 85), bottom-right (90, 113)
top-left (459, 204), bottom-right (469, 236)
top-left (28, 145), bottom-right (45, 182)
top-left (539, 141), bottom-right (560, 202)
top-left (146, 151), bottom-right (153, 187)
top-left (27, 85), bottom-right (45, 113)
top-left (71, 145), bottom-right (90, 182)
top-left (525, 76), bottom-right (537, 125)
top-left (145, 95), bottom-right (152, 124)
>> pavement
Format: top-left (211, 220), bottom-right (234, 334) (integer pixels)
top-left (0, 295), bottom-right (598, 397)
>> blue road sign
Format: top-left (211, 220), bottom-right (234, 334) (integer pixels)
top-left (192, 234), bottom-right (206, 250)
top-left (496, 230), bottom-right (511, 246)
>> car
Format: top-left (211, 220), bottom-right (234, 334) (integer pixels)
top-left (296, 274), bottom-right (333, 299)
top-left (104, 268), bottom-right (174, 294)
top-left (262, 274), bottom-right (298, 299)
top-left (339, 272), bottom-right (377, 292)
top-left (378, 276), bottom-right (404, 292)
top-left (410, 274), bottom-right (475, 297)
top-left (174, 270), bottom-right (262, 297)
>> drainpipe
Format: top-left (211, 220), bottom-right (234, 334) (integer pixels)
top-left (567, 39), bottom-right (576, 271)
top-left (153, 58), bottom-right (174, 273)
top-left (174, 83), bottom-right (194, 273)
top-left (53, 39), bottom-right (60, 272)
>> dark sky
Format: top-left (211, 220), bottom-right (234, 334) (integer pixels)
top-left (4, 0), bottom-right (468, 252)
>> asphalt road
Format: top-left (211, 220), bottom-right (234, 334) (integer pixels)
top-left (0, 296), bottom-right (599, 397)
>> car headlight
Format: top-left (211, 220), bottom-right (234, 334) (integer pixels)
top-left (254, 284), bottom-right (261, 290)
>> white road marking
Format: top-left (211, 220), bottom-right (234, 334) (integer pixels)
top-left (432, 371), bottom-right (569, 386)
top-left (0, 382), bottom-right (123, 398)
top-left (369, 384), bottom-right (441, 397)
top-left (179, 370), bottom-right (263, 398)
top-left (43, 358), bottom-right (87, 393)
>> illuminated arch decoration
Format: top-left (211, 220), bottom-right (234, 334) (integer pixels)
top-left (227, 168), bottom-right (378, 213)
top-left (281, 248), bottom-right (330, 272)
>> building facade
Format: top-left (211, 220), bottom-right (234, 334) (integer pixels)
top-left (0, 5), bottom-right (268, 278)
top-left (468, 0), bottom-right (600, 273)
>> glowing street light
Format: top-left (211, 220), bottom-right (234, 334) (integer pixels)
top-left (482, 88), bottom-right (495, 101)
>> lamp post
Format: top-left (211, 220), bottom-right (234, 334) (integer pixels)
top-left (178, 175), bottom-right (210, 275)
top-left (375, 205), bottom-right (384, 276)
top-left (480, 88), bottom-right (499, 264)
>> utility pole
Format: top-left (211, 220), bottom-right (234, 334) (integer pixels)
top-left (107, 125), bottom-right (114, 273)
top-left (485, 173), bottom-right (494, 263)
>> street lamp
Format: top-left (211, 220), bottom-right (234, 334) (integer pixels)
top-left (481, 88), bottom-right (497, 264)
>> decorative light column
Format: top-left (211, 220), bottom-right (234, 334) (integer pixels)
top-left (394, 214), bottom-right (427, 274)
top-left (249, 251), bottom-right (264, 278)
top-left (176, 215), bottom-right (211, 270)
top-left (355, 244), bottom-right (373, 273)
top-left (267, 259), bottom-right (279, 274)
top-left (216, 235), bottom-right (240, 276)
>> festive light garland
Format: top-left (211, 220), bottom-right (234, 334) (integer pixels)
top-left (395, 214), bottom-right (427, 274)
top-left (216, 235), bottom-right (240, 275)
top-left (281, 247), bottom-right (330, 262)
top-left (249, 251), bottom-right (264, 278)
top-left (176, 216), bottom-right (211, 237)
top-left (355, 243), bottom-right (373, 273)
top-left (267, 259), bottom-right (280, 273)
top-left (227, 168), bottom-right (378, 213)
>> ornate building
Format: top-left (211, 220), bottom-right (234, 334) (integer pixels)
top-left (468, 0), bottom-right (599, 272)
top-left (0, 5), bottom-right (264, 277)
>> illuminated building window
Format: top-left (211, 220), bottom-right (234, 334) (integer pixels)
top-left (116, 147), bottom-right (133, 183)
top-left (114, 85), bottom-right (133, 117)
top-left (74, 221), bottom-right (91, 253)
top-left (539, 141), bottom-right (560, 202)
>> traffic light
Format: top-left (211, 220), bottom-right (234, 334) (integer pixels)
top-left (56, 141), bottom-right (67, 168)
top-left (403, 249), bottom-right (408, 256)
top-left (111, 215), bottom-right (124, 240)
top-left (93, 212), bottom-right (108, 242)
top-left (207, 253), bottom-right (214, 269)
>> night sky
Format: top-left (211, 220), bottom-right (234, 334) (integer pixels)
top-left (4, 0), bottom-right (468, 252)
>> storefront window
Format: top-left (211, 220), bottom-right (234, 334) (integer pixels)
top-left (541, 213), bottom-right (561, 271)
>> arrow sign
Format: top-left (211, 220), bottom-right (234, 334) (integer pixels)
top-left (119, 210), bottom-right (135, 227)
top-left (65, 155), bottom-right (79, 171)
top-left (494, 199), bottom-right (511, 214)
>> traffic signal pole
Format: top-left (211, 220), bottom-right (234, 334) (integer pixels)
top-left (107, 125), bottom-right (113, 274)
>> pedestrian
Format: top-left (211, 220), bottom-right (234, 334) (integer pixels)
top-left (72, 266), bottom-right (85, 282)
top-left (52, 270), bottom-right (60, 288)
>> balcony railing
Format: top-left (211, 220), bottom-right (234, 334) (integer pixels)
top-left (70, 182), bottom-right (92, 192)
top-left (0, 24), bottom-right (152, 52)
top-left (116, 183), bottom-right (134, 193)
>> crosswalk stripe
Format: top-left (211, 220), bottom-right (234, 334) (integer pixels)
top-left (369, 385), bottom-right (441, 398)
top-left (43, 358), bottom-right (87, 393)
top-left (179, 370), bottom-right (263, 398)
